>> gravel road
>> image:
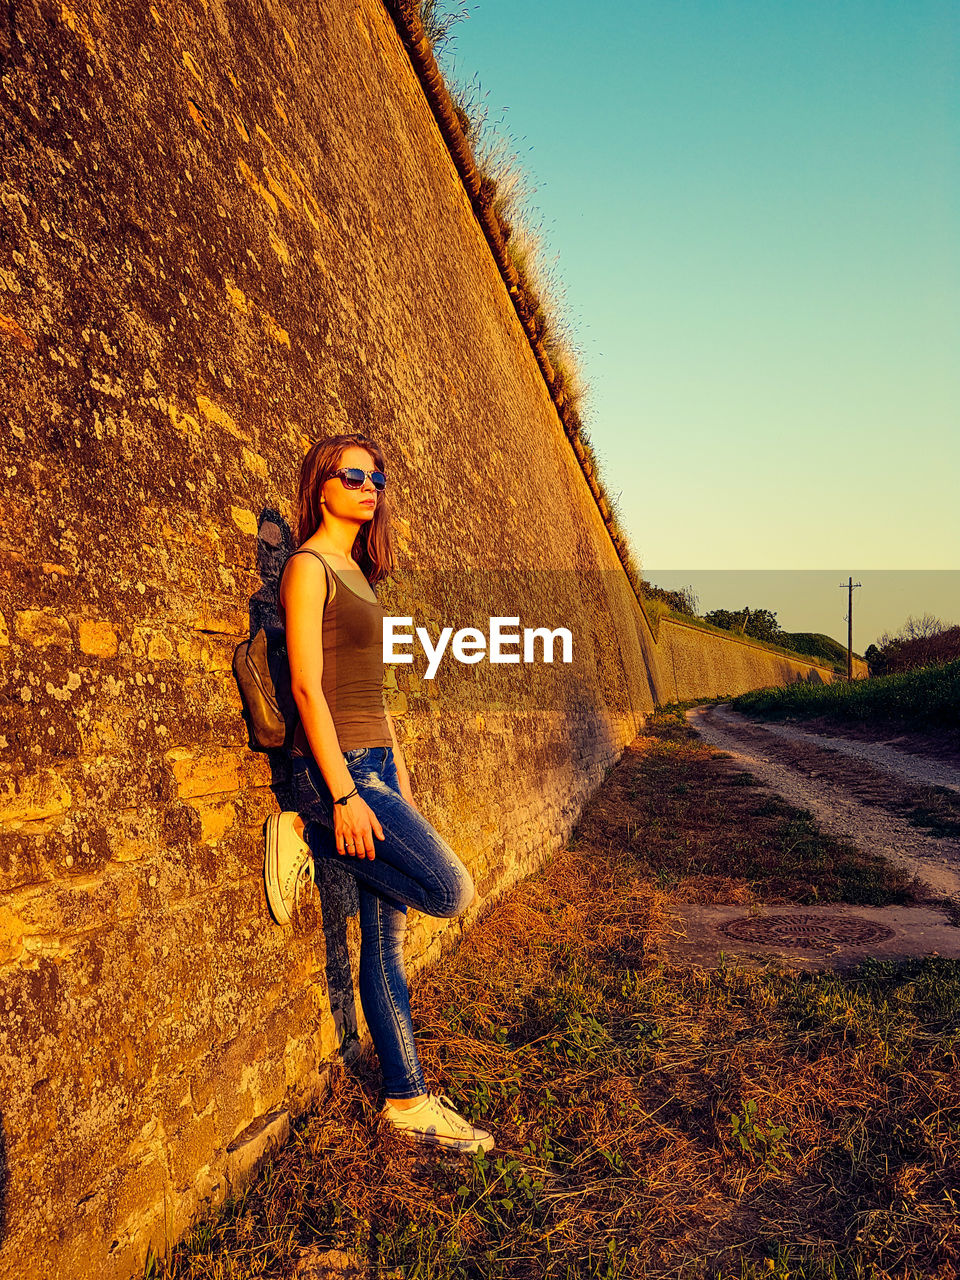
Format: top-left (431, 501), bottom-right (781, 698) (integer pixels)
top-left (686, 703), bottom-right (960, 901)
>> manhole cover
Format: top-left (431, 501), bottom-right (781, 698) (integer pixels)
top-left (719, 913), bottom-right (896, 948)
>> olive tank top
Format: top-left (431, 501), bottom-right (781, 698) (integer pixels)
top-left (282, 549), bottom-right (393, 754)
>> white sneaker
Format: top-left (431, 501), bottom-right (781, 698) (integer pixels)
top-left (264, 812), bottom-right (315, 926)
top-left (380, 1093), bottom-right (495, 1154)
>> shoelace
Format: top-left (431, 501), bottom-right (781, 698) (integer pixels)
top-left (283, 854), bottom-right (314, 892)
top-left (293, 858), bottom-right (315, 911)
top-left (430, 1095), bottom-right (477, 1135)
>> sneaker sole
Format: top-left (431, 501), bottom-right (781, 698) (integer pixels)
top-left (392, 1127), bottom-right (495, 1155)
top-left (263, 816), bottom-right (292, 927)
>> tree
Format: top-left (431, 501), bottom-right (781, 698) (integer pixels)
top-left (863, 643), bottom-right (887, 677)
top-left (641, 580), bottom-right (699, 617)
top-left (677, 584), bottom-right (700, 617)
top-left (900, 613), bottom-right (945, 641)
top-left (869, 615), bottom-right (958, 674)
top-left (704, 607), bottom-right (784, 645)
top-left (704, 608), bottom-right (743, 633)
top-left (743, 608), bottom-right (783, 645)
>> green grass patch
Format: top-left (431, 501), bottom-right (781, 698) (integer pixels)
top-left (731, 659), bottom-right (960, 730)
top-left (776, 631), bottom-right (850, 670)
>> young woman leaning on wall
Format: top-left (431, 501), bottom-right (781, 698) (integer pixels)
top-left (264, 432), bottom-right (494, 1154)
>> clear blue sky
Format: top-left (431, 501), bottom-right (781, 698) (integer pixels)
top-left (438, 0), bottom-right (959, 641)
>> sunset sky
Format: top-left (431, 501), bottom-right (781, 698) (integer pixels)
top-left (440, 0), bottom-right (959, 644)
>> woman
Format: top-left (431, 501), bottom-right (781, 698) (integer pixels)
top-left (264, 432), bottom-right (494, 1154)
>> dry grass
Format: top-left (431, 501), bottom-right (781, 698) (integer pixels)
top-left (585, 705), bottom-right (925, 908)
top-left (154, 710), bottom-right (959, 1280)
top-left (402, 2), bottom-right (650, 601)
top-left (417, 1), bottom-right (594, 438)
top-left (450, 72), bottom-right (590, 421)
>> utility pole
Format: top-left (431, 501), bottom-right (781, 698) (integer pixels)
top-left (839, 577), bottom-right (862, 679)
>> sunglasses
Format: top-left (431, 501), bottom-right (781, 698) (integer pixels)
top-left (332, 468), bottom-right (387, 491)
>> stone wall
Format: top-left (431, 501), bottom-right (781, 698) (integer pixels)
top-left (657, 617), bottom-right (856, 700)
top-left (0, 1), bottom-right (835, 1275)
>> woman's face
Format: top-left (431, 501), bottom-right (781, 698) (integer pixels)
top-left (321, 445), bottom-right (381, 527)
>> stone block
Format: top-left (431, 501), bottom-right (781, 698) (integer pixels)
top-left (317, 1009), bottom-right (343, 1060)
top-left (147, 632), bottom-right (176, 662)
top-left (165, 749), bottom-right (241, 800)
top-left (77, 618), bottom-right (119, 657)
top-left (131, 627), bottom-right (176, 661)
top-left (224, 1109), bottom-right (290, 1193)
top-left (189, 606), bottom-right (248, 636)
top-left (286, 1066), bottom-right (331, 1118)
top-left (193, 797), bottom-right (236, 844)
top-left (14, 609), bottom-right (71, 648)
top-left (113, 1156), bottom-right (167, 1237)
top-left (230, 506), bottom-right (259, 536)
top-left (0, 905), bottom-right (25, 964)
top-left (169, 1111), bottom-right (219, 1191)
top-left (212, 1072), bottom-right (257, 1150)
top-left (0, 767), bottom-right (72, 828)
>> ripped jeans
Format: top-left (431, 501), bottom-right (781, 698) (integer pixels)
top-left (290, 746), bottom-right (474, 1099)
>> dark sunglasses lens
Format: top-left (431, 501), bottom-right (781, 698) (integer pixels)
top-left (341, 469), bottom-right (365, 488)
top-left (371, 471), bottom-right (387, 490)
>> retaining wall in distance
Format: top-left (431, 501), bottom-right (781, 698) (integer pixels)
top-left (658, 618), bottom-right (862, 700)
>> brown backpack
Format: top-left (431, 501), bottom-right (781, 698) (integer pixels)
top-left (232, 549), bottom-right (332, 750)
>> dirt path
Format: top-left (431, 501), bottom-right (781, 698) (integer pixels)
top-left (686, 703), bottom-right (960, 901)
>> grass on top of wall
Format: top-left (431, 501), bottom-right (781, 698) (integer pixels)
top-left (147, 709), bottom-right (960, 1280)
top-left (409, 3), bottom-right (658, 603)
top-left (732, 659), bottom-right (960, 729)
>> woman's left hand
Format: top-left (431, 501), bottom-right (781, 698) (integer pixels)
top-left (400, 787), bottom-right (417, 809)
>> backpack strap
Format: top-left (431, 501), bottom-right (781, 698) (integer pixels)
top-left (281, 550), bottom-right (335, 761)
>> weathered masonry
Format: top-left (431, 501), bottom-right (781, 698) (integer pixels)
top-left (0, 2), bottom-right (838, 1275)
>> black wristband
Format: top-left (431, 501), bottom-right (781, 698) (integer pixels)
top-left (334, 786), bottom-right (358, 806)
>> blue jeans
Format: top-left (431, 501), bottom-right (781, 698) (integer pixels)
top-left (290, 746), bottom-right (474, 1099)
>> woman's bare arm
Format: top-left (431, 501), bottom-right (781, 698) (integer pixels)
top-left (281, 553), bottom-right (385, 858)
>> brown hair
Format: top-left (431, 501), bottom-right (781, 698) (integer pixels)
top-left (293, 433), bottom-right (397, 585)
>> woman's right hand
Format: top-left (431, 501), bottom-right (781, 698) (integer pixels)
top-left (333, 793), bottom-right (385, 859)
